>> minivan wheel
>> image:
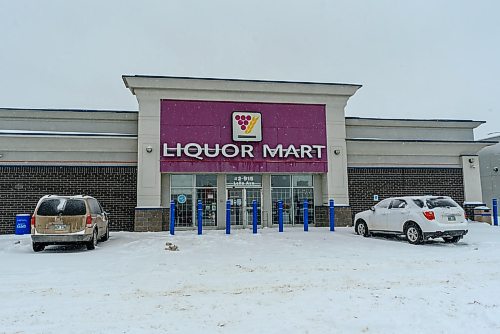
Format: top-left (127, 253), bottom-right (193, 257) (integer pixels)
top-left (32, 242), bottom-right (45, 252)
top-left (87, 228), bottom-right (98, 250)
top-left (100, 225), bottom-right (109, 242)
top-left (443, 236), bottom-right (461, 244)
top-left (405, 223), bottom-right (423, 245)
top-left (355, 220), bottom-right (369, 237)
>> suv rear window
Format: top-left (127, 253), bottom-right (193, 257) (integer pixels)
top-left (426, 198), bottom-right (457, 209)
top-left (37, 198), bottom-right (86, 216)
top-left (413, 199), bottom-right (424, 208)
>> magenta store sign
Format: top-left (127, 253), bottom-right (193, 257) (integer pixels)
top-left (160, 99), bottom-right (327, 173)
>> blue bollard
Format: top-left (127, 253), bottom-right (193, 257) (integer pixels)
top-left (169, 200), bottom-right (175, 235)
top-left (493, 199), bottom-right (498, 226)
top-left (197, 200), bottom-right (202, 235)
top-left (329, 199), bottom-right (335, 232)
top-left (226, 200), bottom-right (231, 234)
top-left (304, 199), bottom-right (308, 232)
top-left (278, 201), bottom-right (284, 232)
top-left (252, 200), bottom-right (257, 234)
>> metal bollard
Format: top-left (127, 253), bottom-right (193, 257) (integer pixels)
top-left (226, 200), bottom-right (231, 234)
top-left (278, 200), bottom-right (284, 232)
top-left (169, 200), bottom-right (175, 235)
top-left (197, 200), bottom-right (202, 235)
top-left (493, 198), bottom-right (498, 226)
top-left (329, 199), bottom-right (335, 232)
top-left (252, 200), bottom-right (257, 234)
top-left (304, 199), bottom-right (309, 232)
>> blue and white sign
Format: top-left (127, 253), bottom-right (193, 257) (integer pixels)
top-left (177, 194), bottom-right (187, 204)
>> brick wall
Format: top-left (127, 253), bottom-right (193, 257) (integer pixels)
top-left (0, 166), bottom-right (137, 234)
top-left (135, 208), bottom-right (169, 232)
top-left (348, 167), bottom-right (465, 217)
top-left (315, 205), bottom-right (352, 227)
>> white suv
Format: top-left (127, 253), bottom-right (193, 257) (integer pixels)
top-left (354, 196), bottom-right (468, 244)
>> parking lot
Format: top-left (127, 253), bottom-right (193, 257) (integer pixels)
top-left (1, 223), bottom-right (499, 334)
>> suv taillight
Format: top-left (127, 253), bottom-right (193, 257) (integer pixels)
top-left (31, 215), bottom-right (36, 227)
top-left (423, 210), bottom-right (435, 221)
top-left (86, 214), bottom-right (92, 228)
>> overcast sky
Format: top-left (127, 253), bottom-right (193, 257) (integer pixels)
top-left (1, 0), bottom-right (498, 139)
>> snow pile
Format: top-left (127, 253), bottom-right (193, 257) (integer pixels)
top-left (1, 224), bottom-right (499, 333)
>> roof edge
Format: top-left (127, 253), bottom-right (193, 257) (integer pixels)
top-left (346, 138), bottom-right (496, 144)
top-left (346, 116), bottom-right (485, 124)
top-left (0, 107), bottom-right (138, 113)
top-left (121, 74), bottom-right (363, 88)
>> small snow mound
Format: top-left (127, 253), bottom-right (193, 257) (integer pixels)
top-left (165, 242), bottom-right (179, 251)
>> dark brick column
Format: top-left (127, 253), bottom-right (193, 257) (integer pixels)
top-left (134, 207), bottom-right (169, 232)
top-left (314, 205), bottom-right (352, 227)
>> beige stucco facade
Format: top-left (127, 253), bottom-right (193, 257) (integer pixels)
top-left (123, 76), bottom-right (361, 211)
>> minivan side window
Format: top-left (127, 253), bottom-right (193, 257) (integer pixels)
top-left (89, 199), bottom-right (102, 214)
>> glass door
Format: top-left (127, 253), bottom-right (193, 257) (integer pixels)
top-left (227, 188), bottom-right (262, 228)
top-left (245, 188), bottom-right (262, 226)
top-left (228, 188), bottom-right (244, 226)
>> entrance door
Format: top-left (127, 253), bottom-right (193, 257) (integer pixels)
top-left (228, 189), bottom-right (244, 226)
top-left (245, 188), bottom-right (262, 227)
top-left (227, 188), bottom-right (261, 228)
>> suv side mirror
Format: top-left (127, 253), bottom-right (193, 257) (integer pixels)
top-left (370, 206), bottom-right (375, 212)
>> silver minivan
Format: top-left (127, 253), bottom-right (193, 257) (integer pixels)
top-left (31, 195), bottom-right (110, 252)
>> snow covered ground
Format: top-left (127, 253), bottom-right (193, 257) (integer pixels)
top-left (1, 223), bottom-right (499, 334)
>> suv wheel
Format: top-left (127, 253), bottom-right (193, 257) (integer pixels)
top-left (32, 242), bottom-right (45, 252)
top-left (355, 220), bottom-right (369, 237)
top-left (405, 222), bottom-right (423, 245)
top-left (443, 236), bottom-right (461, 244)
top-left (87, 228), bottom-right (98, 250)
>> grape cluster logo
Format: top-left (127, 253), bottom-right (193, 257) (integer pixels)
top-left (232, 111), bottom-right (262, 142)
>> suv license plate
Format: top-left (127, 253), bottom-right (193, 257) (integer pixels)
top-left (54, 224), bottom-right (67, 231)
top-left (447, 216), bottom-right (456, 222)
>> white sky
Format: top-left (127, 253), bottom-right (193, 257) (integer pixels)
top-left (1, 0), bottom-right (499, 139)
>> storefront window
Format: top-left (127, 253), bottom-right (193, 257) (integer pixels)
top-left (272, 174), bottom-right (314, 225)
top-left (171, 174), bottom-right (193, 187)
top-left (170, 187), bottom-right (194, 227)
top-left (271, 175), bottom-right (291, 187)
top-left (271, 188), bottom-right (292, 225)
top-left (170, 174), bottom-right (217, 227)
top-left (196, 175), bottom-right (217, 227)
top-left (293, 175), bottom-right (313, 187)
top-left (196, 175), bottom-right (217, 187)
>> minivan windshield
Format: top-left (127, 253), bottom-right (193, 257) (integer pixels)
top-left (37, 198), bottom-right (86, 216)
top-left (426, 198), bottom-right (457, 209)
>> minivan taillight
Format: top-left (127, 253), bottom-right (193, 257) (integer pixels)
top-left (423, 211), bottom-right (435, 221)
top-left (86, 215), bottom-right (92, 228)
top-left (31, 215), bottom-right (36, 227)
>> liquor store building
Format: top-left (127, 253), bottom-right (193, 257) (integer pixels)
top-left (0, 76), bottom-right (493, 233)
